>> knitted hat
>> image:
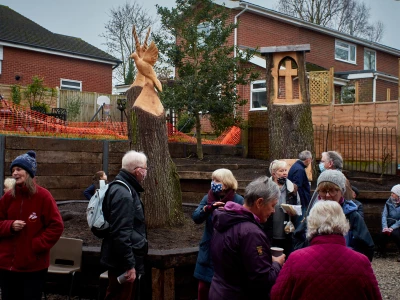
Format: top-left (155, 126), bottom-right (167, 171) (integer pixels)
top-left (391, 184), bottom-right (400, 197)
top-left (10, 151), bottom-right (37, 178)
top-left (317, 170), bottom-right (346, 194)
top-left (351, 186), bottom-right (359, 197)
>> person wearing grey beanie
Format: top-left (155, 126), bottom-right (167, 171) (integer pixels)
top-left (376, 184), bottom-right (400, 262)
top-left (0, 151), bottom-right (64, 300)
top-left (293, 170), bottom-right (375, 261)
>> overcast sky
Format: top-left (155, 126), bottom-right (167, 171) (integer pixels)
top-left (2, 0), bottom-right (400, 51)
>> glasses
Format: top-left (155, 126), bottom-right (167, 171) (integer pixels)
top-left (318, 189), bottom-right (339, 197)
top-left (134, 166), bottom-right (149, 171)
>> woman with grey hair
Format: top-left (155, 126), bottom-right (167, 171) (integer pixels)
top-left (209, 176), bottom-right (285, 300)
top-left (271, 201), bottom-right (381, 300)
top-left (265, 160), bottom-right (300, 256)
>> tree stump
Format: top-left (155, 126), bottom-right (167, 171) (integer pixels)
top-left (126, 87), bottom-right (183, 228)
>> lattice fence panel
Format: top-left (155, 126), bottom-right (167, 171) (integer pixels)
top-left (309, 71), bottom-right (331, 104)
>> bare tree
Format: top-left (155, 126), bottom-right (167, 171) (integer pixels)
top-left (101, 2), bottom-right (158, 84)
top-left (277, 0), bottom-right (384, 42)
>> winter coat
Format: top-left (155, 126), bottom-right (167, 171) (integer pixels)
top-left (293, 200), bottom-right (375, 261)
top-left (381, 198), bottom-right (400, 229)
top-left (271, 235), bottom-right (382, 300)
top-left (288, 160), bottom-right (310, 208)
top-left (83, 184), bottom-right (96, 200)
top-left (192, 193), bottom-right (244, 283)
top-left (0, 184), bottom-right (64, 272)
top-left (209, 202), bottom-right (282, 300)
top-left (100, 169), bottom-right (147, 274)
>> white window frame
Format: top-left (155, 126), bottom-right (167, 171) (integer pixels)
top-left (335, 40), bottom-right (357, 64)
top-left (60, 79), bottom-right (82, 91)
top-left (364, 48), bottom-right (376, 70)
top-left (250, 80), bottom-right (267, 111)
top-left (0, 46), bottom-right (3, 74)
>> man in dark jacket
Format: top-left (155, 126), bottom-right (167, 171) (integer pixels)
top-left (209, 176), bottom-right (285, 300)
top-left (288, 150), bottom-right (312, 216)
top-left (100, 150), bottom-right (148, 300)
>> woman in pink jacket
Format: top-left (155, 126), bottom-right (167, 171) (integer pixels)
top-left (0, 151), bottom-right (64, 300)
top-left (271, 200), bottom-right (381, 300)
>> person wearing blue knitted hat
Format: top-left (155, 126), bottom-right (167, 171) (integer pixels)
top-left (0, 150), bottom-right (64, 300)
top-left (10, 150), bottom-right (37, 179)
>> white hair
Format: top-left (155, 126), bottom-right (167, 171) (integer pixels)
top-left (306, 200), bottom-right (349, 240)
top-left (269, 160), bottom-right (287, 176)
top-left (122, 150), bottom-right (147, 173)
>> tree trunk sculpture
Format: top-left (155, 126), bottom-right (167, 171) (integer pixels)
top-left (126, 27), bottom-right (183, 228)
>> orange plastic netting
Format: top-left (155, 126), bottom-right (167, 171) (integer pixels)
top-left (0, 99), bottom-right (241, 144)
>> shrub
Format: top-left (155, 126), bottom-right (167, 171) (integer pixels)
top-left (177, 112), bottom-right (195, 133)
top-left (11, 85), bottom-right (22, 104)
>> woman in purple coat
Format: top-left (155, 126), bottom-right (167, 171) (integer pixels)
top-left (209, 176), bottom-right (285, 300)
top-left (271, 201), bottom-right (381, 300)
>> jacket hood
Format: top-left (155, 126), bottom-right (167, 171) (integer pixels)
top-left (342, 200), bottom-right (358, 215)
top-left (212, 202), bottom-right (258, 233)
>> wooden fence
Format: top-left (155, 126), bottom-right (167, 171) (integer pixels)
top-left (311, 101), bottom-right (399, 129)
top-left (59, 90), bottom-right (127, 122)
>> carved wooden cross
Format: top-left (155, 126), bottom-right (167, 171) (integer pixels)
top-left (278, 59), bottom-right (298, 101)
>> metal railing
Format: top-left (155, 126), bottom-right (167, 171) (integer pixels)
top-left (314, 124), bottom-right (397, 175)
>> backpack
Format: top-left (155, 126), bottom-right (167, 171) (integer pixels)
top-left (86, 180), bottom-right (131, 238)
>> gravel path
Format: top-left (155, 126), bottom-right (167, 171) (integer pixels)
top-left (372, 252), bottom-right (400, 299)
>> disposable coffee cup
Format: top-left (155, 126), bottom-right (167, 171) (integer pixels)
top-left (117, 272), bottom-right (127, 284)
top-left (270, 247), bottom-right (284, 257)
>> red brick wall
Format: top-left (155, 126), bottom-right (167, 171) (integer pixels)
top-left (232, 10), bottom-right (399, 77)
top-left (0, 47), bottom-right (113, 93)
top-left (376, 79), bottom-right (398, 101)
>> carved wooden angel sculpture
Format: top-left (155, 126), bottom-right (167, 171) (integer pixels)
top-left (130, 26), bottom-right (164, 116)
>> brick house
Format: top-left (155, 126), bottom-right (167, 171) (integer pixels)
top-left (197, 0), bottom-right (400, 132)
top-left (0, 5), bottom-right (120, 94)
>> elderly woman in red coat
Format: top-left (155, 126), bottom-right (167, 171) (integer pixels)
top-left (0, 151), bottom-right (64, 300)
top-left (271, 200), bottom-right (381, 300)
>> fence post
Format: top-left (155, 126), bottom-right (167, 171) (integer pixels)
top-left (0, 136), bottom-right (5, 195)
top-left (103, 141), bottom-right (109, 176)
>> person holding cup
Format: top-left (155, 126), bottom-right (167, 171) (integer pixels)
top-left (376, 184), bottom-right (400, 261)
top-left (271, 201), bottom-right (381, 300)
top-left (192, 168), bottom-right (244, 300)
top-left (209, 176), bottom-right (285, 300)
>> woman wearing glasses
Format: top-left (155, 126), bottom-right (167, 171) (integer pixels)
top-left (294, 170), bottom-right (374, 261)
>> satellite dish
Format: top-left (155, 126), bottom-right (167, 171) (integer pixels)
top-left (97, 95), bottom-right (110, 106)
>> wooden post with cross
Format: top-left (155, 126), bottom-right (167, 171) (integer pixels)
top-left (261, 44), bottom-right (316, 176)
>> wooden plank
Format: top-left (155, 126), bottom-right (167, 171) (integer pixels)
top-left (36, 176), bottom-right (92, 189)
top-left (260, 44), bottom-right (310, 53)
top-left (5, 136), bottom-right (103, 152)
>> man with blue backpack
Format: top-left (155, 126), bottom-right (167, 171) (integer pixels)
top-left (100, 150), bottom-right (149, 300)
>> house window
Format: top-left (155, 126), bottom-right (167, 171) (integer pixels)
top-left (364, 49), bottom-right (376, 70)
top-left (251, 80), bottom-right (267, 110)
top-left (335, 40), bottom-right (356, 64)
top-left (341, 85), bottom-right (355, 104)
top-left (60, 79), bottom-right (82, 91)
top-left (197, 22), bottom-right (215, 46)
